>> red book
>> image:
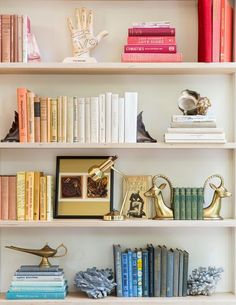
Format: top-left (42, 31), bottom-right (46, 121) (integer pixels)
top-left (17, 88), bottom-right (28, 143)
top-left (1, 176), bottom-right (9, 220)
top-left (124, 44), bottom-right (176, 53)
top-left (121, 53), bottom-right (182, 63)
top-left (198, 0), bottom-right (212, 62)
top-left (8, 176), bottom-right (16, 220)
top-left (128, 27), bottom-right (175, 36)
top-left (127, 36), bottom-right (176, 45)
top-left (212, 0), bottom-right (221, 62)
top-left (220, 0), bottom-right (233, 62)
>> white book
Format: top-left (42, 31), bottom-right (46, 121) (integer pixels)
top-left (167, 127), bottom-right (224, 134)
top-left (105, 92), bottom-right (112, 143)
top-left (78, 97), bottom-right (85, 143)
top-left (99, 94), bottom-right (106, 143)
top-left (111, 94), bottom-right (119, 143)
top-left (124, 92), bottom-right (138, 143)
top-left (85, 97), bottom-right (91, 143)
top-left (73, 96), bottom-right (78, 142)
top-left (172, 115), bottom-right (216, 123)
top-left (165, 133), bottom-right (226, 140)
top-left (22, 15), bottom-right (29, 63)
top-left (62, 96), bottom-right (67, 143)
top-left (170, 121), bottom-right (217, 128)
top-left (67, 96), bottom-right (74, 143)
top-left (12, 275), bottom-right (65, 281)
top-left (165, 139), bottom-right (226, 143)
top-left (57, 96), bottom-right (63, 142)
top-left (118, 97), bottom-right (125, 143)
top-left (46, 175), bottom-right (54, 221)
top-left (90, 97), bottom-right (99, 143)
top-left (11, 281), bottom-right (66, 287)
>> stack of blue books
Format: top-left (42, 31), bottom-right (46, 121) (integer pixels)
top-left (6, 265), bottom-right (68, 300)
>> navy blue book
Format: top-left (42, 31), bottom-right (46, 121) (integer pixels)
top-left (161, 245), bottom-right (167, 297)
top-left (121, 252), bottom-right (129, 297)
top-left (166, 249), bottom-right (174, 297)
top-left (113, 244), bottom-right (123, 297)
top-left (132, 251), bottom-right (138, 297)
top-left (142, 249), bottom-right (149, 297)
top-left (154, 245), bottom-right (162, 297)
top-left (183, 251), bottom-right (189, 297)
top-left (147, 244), bottom-right (154, 297)
top-left (127, 249), bottom-right (133, 297)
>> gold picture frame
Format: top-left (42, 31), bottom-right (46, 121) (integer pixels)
top-left (54, 156), bottom-right (114, 218)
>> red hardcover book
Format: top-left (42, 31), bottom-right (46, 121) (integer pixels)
top-left (124, 44), bottom-right (176, 53)
top-left (220, 0), bottom-right (233, 62)
top-left (127, 36), bottom-right (176, 45)
top-left (121, 53), bottom-right (182, 62)
top-left (8, 176), bottom-right (17, 220)
top-left (17, 88), bottom-right (28, 142)
top-left (128, 27), bottom-right (175, 36)
top-left (212, 0), bottom-right (221, 62)
top-left (198, 0), bottom-right (212, 62)
top-left (1, 176), bottom-right (9, 220)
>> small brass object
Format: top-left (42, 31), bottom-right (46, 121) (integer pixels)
top-left (5, 243), bottom-right (67, 268)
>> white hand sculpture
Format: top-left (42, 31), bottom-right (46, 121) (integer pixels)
top-left (64, 7), bottom-right (108, 63)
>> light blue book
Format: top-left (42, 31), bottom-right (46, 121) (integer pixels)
top-left (142, 249), bottom-right (149, 297)
top-left (9, 285), bottom-right (67, 292)
top-left (15, 271), bottom-right (64, 276)
top-left (6, 291), bottom-right (67, 299)
top-left (132, 251), bottom-right (138, 297)
top-left (136, 249), bottom-right (142, 297)
top-left (11, 280), bottom-right (67, 287)
top-left (121, 252), bottom-right (129, 297)
top-left (166, 249), bottom-right (174, 297)
top-left (127, 249), bottom-right (133, 297)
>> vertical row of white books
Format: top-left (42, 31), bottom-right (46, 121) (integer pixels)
top-left (17, 89), bottom-right (138, 144)
top-left (164, 115), bottom-right (226, 143)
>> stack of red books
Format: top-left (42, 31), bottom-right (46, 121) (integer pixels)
top-left (121, 22), bottom-right (183, 63)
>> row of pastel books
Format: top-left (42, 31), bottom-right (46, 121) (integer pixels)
top-left (0, 172), bottom-right (54, 221)
top-left (122, 21), bottom-right (182, 63)
top-left (173, 187), bottom-right (204, 220)
top-left (6, 265), bottom-right (67, 300)
top-left (113, 244), bottom-right (189, 298)
top-left (165, 115), bottom-right (226, 143)
top-left (17, 88), bottom-right (138, 144)
top-left (0, 14), bottom-right (40, 63)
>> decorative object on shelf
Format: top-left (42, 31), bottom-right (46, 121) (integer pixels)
top-left (137, 111), bottom-right (157, 143)
top-left (203, 174), bottom-right (231, 220)
top-left (188, 266), bottom-right (224, 296)
top-left (74, 267), bottom-right (116, 298)
top-left (178, 89), bottom-right (211, 115)
top-left (144, 174), bottom-right (174, 220)
top-left (5, 243), bottom-right (67, 268)
top-left (1, 111), bottom-right (19, 142)
top-left (55, 156), bottom-right (114, 218)
top-left (63, 7), bottom-right (108, 63)
top-left (88, 155), bottom-right (127, 221)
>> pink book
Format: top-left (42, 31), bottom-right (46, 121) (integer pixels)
top-left (212, 0), bottom-right (221, 62)
top-left (220, 0), bottom-right (233, 62)
top-left (124, 44), bottom-right (176, 53)
top-left (128, 27), bottom-right (175, 36)
top-left (1, 176), bottom-right (9, 220)
top-left (127, 36), bottom-right (176, 45)
top-left (121, 53), bottom-right (182, 62)
top-left (8, 176), bottom-right (16, 220)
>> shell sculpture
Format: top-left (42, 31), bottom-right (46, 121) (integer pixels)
top-left (188, 266), bottom-right (224, 296)
top-left (74, 267), bottom-right (116, 298)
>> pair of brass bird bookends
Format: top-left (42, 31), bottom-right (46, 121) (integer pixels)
top-left (6, 243), bottom-right (67, 268)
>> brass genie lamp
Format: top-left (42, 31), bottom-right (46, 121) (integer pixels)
top-left (6, 243), bottom-right (67, 268)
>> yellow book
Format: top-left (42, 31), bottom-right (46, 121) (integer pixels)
top-left (33, 171), bottom-right (43, 221)
top-left (40, 176), bottom-right (47, 220)
top-left (25, 171), bottom-right (34, 221)
top-left (46, 175), bottom-right (54, 221)
top-left (47, 97), bottom-right (51, 142)
top-left (16, 172), bottom-right (26, 221)
top-left (50, 98), bottom-right (58, 142)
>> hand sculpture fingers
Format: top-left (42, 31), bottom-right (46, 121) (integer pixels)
top-left (75, 8), bottom-right (82, 31)
top-left (87, 10), bottom-right (94, 35)
top-left (96, 30), bottom-right (109, 43)
top-left (67, 17), bottom-right (74, 33)
top-left (81, 7), bottom-right (88, 31)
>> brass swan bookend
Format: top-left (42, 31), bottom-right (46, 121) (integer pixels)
top-left (5, 243), bottom-right (67, 268)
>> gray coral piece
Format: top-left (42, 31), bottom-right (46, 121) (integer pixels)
top-left (188, 266), bottom-right (224, 296)
top-left (74, 267), bottom-right (116, 299)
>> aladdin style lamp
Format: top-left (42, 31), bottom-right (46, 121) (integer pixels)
top-left (88, 155), bottom-right (128, 221)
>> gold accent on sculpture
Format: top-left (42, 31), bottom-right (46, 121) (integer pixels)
top-left (144, 175), bottom-right (173, 220)
top-left (203, 174), bottom-right (231, 220)
top-left (5, 243), bottom-right (67, 268)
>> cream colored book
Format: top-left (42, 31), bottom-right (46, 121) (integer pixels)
top-left (105, 92), bottom-right (112, 143)
top-left (40, 97), bottom-right (48, 142)
top-left (50, 98), bottom-right (58, 142)
top-left (16, 172), bottom-right (26, 221)
top-left (25, 171), bottom-right (34, 221)
top-left (85, 97), bottom-right (91, 143)
top-left (78, 97), bottom-right (85, 143)
top-left (99, 94), bottom-right (106, 143)
top-left (67, 96), bottom-right (73, 143)
top-left (40, 176), bottom-right (47, 220)
top-left (90, 97), bottom-right (99, 143)
top-left (57, 96), bottom-right (63, 142)
top-left (46, 175), bottom-right (54, 221)
top-left (47, 97), bottom-right (51, 142)
top-left (27, 91), bottom-right (35, 143)
top-left (33, 172), bottom-right (42, 221)
top-left (111, 93), bottom-right (119, 143)
top-left (73, 96), bottom-right (79, 142)
top-left (62, 96), bottom-right (67, 143)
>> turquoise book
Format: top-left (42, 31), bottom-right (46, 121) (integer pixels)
top-left (173, 188), bottom-right (180, 220)
top-left (160, 245), bottom-right (167, 297)
top-left (197, 187), bottom-right (204, 219)
top-left (154, 245), bottom-right (161, 297)
top-left (136, 249), bottom-right (142, 297)
top-left (113, 244), bottom-right (123, 297)
top-left (9, 285), bottom-right (67, 292)
top-left (185, 188), bottom-right (192, 220)
top-left (121, 251), bottom-right (129, 297)
top-left (191, 188), bottom-right (198, 220)
top-left (142, 249), bottom-right (149, 297)
top-left (127, 249), bottom-right (133, 297)
top-left (180, 188), bottom-right (185, 220)
top-left (6, 291), bottom-right (67, 299)
top-left (166, 249), bottom-right (174, 297)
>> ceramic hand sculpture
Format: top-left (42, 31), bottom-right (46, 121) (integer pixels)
top-left (64, 7), bottom-right (108, 63)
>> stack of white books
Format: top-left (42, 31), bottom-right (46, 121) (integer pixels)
top-left (164, 115), bottom-right (226, 143)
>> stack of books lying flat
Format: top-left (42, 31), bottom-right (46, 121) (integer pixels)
top-left (164, 115), bottom-right (226, 143)
top-left (6, 265), bottom-right (68, 300)
top-left (121, 21), bottom-right (182, 62)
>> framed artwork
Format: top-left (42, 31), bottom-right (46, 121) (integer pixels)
top-left (54, 156), bottom-right (114, 218)
top-left (122, 175), bottom-right (152, 219)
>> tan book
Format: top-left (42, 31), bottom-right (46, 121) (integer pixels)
top-left (40, 97), bottom-right (47, 142)
top-left (13, 14), bottom-right (18, 62)
top-left (50, 98), bottom-right (58, 142)
top-left (17, 88), bottom-right (28, 142)
top-left (1, 15), bottom-right (11, 62)
top-left (34, 95), bottom-right (41, 142)
top-left (17, 15), bottom-right (23, 62)
top-left (25, 171), bottom-right (34, 221)
top-left (40, 176), bottom-right (47, 220)
top-left (9, 176), bottom-right (17, 220)
top-left (62, 96), bottom-right (67, 143)
top-left (47, 97), bottom-right (51, 142)
top-left (67, 96), bottom-right (73, 143)
top-left (33, 172), bottom-right (42, 221)
top-left (57, 96), bottom-right (63, 142)
top-left (1, 176), bottom-right (9, 220)
top-left (27, 91), bottom-right (35, 143)
top-left (0, 15), bottom-right (2, 61)
top-left (10, 15), bottom-right (14, 62)
top-left (16, 172), bottom-right (26, 220)
top-left (46, 175), bottom-right (54, 221)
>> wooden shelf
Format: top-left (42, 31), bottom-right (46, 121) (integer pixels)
top-left (0, 219), bottom-right (235, 228)
top-left (1, 62), bottom-right (236, 75)
top-left (0, 142), bottom-right (234, 149)
top-left (0, 292), bottom-right (235, 304)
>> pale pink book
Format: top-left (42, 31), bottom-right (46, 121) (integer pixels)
top-left (8, 176), bottom-right (17, 220)
top-left (0, 176), bottom-right (1, 219)
top-left (220, 0), bottom-right (233, 62)
top-left (1, 176), bottom-right (9, 220)
top-left (212, 0), bottom-right (221, 62)
top-left (234, 0), bottom-right (236, 61)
